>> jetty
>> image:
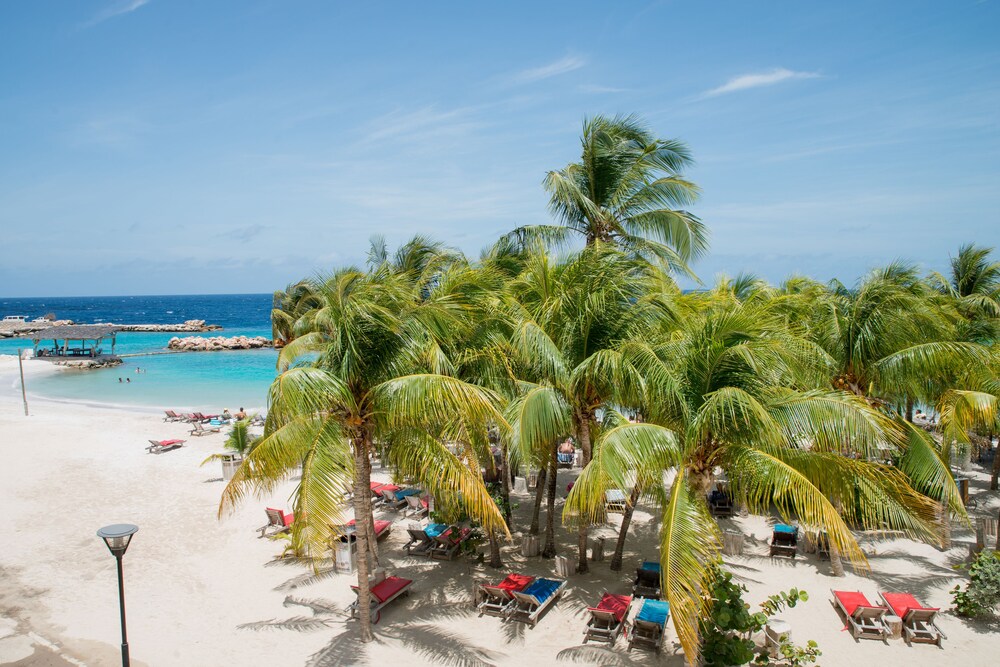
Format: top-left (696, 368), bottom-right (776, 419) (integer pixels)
top-left (0, 319), bottom-right (223, 338)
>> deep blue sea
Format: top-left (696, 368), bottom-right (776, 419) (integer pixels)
top-left (0, 294), bottom-right (278, 412)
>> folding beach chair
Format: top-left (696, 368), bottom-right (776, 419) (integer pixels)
top-left (628, 598), bottom-right (670, 653)
top-left (342, 518), bottom-right (393, 541)
top-left (605, 489), bottom-right (627, 513)
top-left (879, 592), bottom-right (946, 646)
top-left (583, 593), bottom-right (632, 645)
top-left (402, 523), bottom-right (434, 556)
top-left (708, 488), bottom-right (734, 517)
top-left (162, 410), bottom-right (184, 422)
top-left (477, 573), bottom-right (535, 617)
top-left (258, 508), bottom-right (295, 538)
top-left (189, 422), bottom-right (221, 436)
top-left (404, 494), bottom-right (430, 518)
top-left (348, 571), bottom-right (413, 624)
top-left (831, 590), bottom-right (890, 641)
top-left (145, 438), bottom-right (185, 454)
top-left (429, 526), bottom-right (472, 560)
top-left (770, 523), bottom-right (799, 558)
top-left (509, 577), bottom-right (567, 627)
top-left (632, 561), bottom-right (662, 599)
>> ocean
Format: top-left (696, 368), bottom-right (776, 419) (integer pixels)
top-left (0, 294), bottom-right (278, 412)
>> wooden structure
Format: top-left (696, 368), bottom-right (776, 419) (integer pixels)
top-left (23, 325), bottom-right (119, 358)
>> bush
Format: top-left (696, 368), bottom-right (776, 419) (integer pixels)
top-left (952, 550), bottom-right (1000, 618)
top-left (700, 562), bottom-right (818, 666)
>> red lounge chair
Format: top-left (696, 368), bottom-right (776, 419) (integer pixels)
top-left (831, 590), bottom-right (889, 641)
top-left (879, 592), bottom-right (946, 646)
top-left (259, 508), bottom-right (294, 538)
top-left (430, 526), bottom-right (472, 560)
top-left (345, 519), bottom-right (393, 540)
top-left (146, 439), bottom-right (185, 454)
top-left (584, 593), bottom-right (632, 645)
top-left (349, 572), bottom-right (413, 623)
top-left (162, 410), bottom-right (184, 422)
top-left (477, 573), bottom-right (535, 617)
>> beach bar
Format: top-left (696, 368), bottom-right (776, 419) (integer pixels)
top-left (24, 324), bottom-right (120, 358)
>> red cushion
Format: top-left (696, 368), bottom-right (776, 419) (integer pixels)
top-left (158, 439), bottom-right (184, 446)
top-left (498, 573), bottom-right (534, 592)
top-left (589, 593), bottom-right (632, 622)
top-left (834, 590), bottom-right (872, 615)
top-left (370, 576), bottom-right (412, 603)
top-left (370, 482), bottom-right (385, 491)
top-left (881, 592), bottom-right (938, 618)
top-left (345, 519), bottom-right (391, 535)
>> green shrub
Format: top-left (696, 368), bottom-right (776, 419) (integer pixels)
top-left (952, 550), bottom-right (1000, 617)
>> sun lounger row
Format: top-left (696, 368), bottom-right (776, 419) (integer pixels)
top-left (831, 589), bottom-right (946, 646)
top-left (403, 522), bottom-right (473, 560)
top-left (476, 574), bottom-right (568, 627)
top-left (164, 410), bottom-right (220, 423)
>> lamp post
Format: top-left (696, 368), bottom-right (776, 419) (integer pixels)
top-left (97, 524), bottom-right (138, 667)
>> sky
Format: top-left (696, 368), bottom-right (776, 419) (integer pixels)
top-left (1, 1), bottom-right (998, 297)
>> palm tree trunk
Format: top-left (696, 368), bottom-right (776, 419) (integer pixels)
top-left (610, 486), bottom-right (641, 572)
top-left (905, 397), bottom-right (914, 423)
top-left (576, 412), bottom-right (593, 574)
top-left (529, 467), bottom-right (547, 535)
top-left (829, 543), bottom-right (845, 577)
top-left (499, 440), bottom-right (512, 527)
top-left (351, 438), bottom-right (375, 642)
top-left (991, 444), bottom-right (1000, 491)
top-left (542, 444), bottom-right (559, 558)
top-left (488, 529), bottom-right (502, 568)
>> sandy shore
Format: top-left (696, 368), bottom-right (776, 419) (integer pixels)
top-left (1, 355), bottom-right (999, 666)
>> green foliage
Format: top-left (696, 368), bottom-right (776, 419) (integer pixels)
top-left (224, 419), bottom-right (258, 456)
top-left (951, 550), bottom-right (1000, 617)
top-left (700, 563), bottom-right (816, 666)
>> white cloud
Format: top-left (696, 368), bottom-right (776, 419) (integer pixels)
top-left (702, 68), bottom-right (821, 98)
top-left (82, 0), bottom-right (151, 28)
top-left (511, 56), bottom-right (585, 84)
top-left (578, 84), bottom-right (630, 94)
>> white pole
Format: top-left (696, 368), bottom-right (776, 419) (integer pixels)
top-left (17, 348), bottom-right (29, 416)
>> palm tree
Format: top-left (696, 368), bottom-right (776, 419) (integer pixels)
top-left (515, 114), bottom-right (708, 272)
top-left (929, 243), bottom-right (1000, 343)
top-left (506, 245), bottom-right (670, 572)
top-left (271, 280), bottom-right (319, 347)
top-left (565, 296), bottom-right (953, 664)
top-left (220, 246), bottom-right (509, 642)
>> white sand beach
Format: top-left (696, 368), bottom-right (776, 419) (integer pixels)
top-left (1, 356), bottom-right (999, 666)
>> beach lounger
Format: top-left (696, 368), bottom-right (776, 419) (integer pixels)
top-left (708, 488), bottom-right (734, 517)
top-left (381, 486), bottom-right (420, 510)
top-left (404, 494), bottom-right (430, 518)
top-left (145, 438), bottom-right (185, 454)
top-left (583, 593), bottom-right (632, 645)
top-left (403, 524), bottom-right (436, 556)
top-left (831, 590), bottom-right (890, 641)
top-left (370, 482), bottom-right (399, 505)
top-left (189, 422), bottom-right (221, 436)
top-left (342, 518), bottom-right (392, 541)
top-left (632, 561), bottom-right (662, 599)
top-left (879, 592), bottom-right (946, 646)
top-left (557, 451), bottom-right (574, 468)
top-left (162, 410), bottom-right (185, 422)
top-left (429, 525), bottom-right (473, 560)
top-left (770, 523), bottom-right (798, 558)
top-left (348, 571), bottom-right (413, 624)
top-left (628, 598), bottom-right (670, 653)
top-left (258, 508), bottom-right (295, 538)
top-left (605, 489), bottom-right (627, 513)
top-left (509, 577), bottom-right (567, 627)
top-left (477, 573), bottom-right (535, 617)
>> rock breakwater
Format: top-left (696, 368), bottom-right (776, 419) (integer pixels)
top-left (167, 335), bottom-right (273, 351)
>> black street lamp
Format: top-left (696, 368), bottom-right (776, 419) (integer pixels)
top-left (97, 524), bottom-right (138, 667)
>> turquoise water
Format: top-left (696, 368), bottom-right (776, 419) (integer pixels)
top-left (0, 294), bottom-right (279, 411)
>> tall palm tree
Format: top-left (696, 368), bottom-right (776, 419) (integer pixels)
top-left (565, 296), bottom-right (952, 664)
top-left (271, 280), bottom-right (319, 347)
top-left (515, 114), bottom-right (709, 272)
top-left (929, 243), bottom-right (1000, 343)
top-left (220, 247), bottom-right (509, 642)
top-left (506, 244), bottom-right (671, 572)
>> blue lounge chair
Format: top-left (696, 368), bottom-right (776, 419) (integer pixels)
top-left (509, 577), bottom-right (567, 627)
top-left (633, 560), bottom-right (661, 599)
top-left (770, 523), bottom-right (798, 558)
top-left (628, 598), bottom-right (670, 652)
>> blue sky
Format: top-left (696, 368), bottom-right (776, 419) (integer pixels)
top-left (1, 1), bottom-right (998, 297)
